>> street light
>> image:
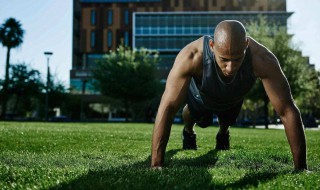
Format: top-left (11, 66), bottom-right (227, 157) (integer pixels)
top-left (80, 78), bottom-right (87, 121)
top-left (44, 51), bottom-right (53, 121)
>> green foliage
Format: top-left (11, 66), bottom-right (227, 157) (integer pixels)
top-left (93, 44), bottom-right (162, 119)
top-left (6, 63), bottom-right (44, 116)
top-left (0, 63), bottom-right (72, 119)
top-left (246, 16), bottom-right (320, 116)
top-left (0, 17), bottom-right (25, 119)
top-left (0, 122), bottom-right (319, 189)
top-left (0, 18), bottom-right (24, 48)
top-left (94, 45), bottom-right (161, 102)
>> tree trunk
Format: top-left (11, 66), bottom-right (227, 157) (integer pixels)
top-left (13, 93), bottom-right (21, 115)
top-left (264, 93), bottom-right (269, 129)
top-left (124, 100), bottom-right (129, 122)
top-left (1, 47), bottom-right (11, 120)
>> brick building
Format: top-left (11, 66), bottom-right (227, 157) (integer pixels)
top-left (71, 0), bottom-right (291, 119)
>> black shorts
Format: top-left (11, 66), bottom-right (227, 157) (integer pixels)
top-left (187, 100), bottom-right (243, 128)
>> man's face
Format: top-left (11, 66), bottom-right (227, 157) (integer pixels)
top-left (210, 39), bottom-right (247, 77)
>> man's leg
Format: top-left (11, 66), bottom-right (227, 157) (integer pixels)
top-left (215, 124), bottom-right (230, 150)
top-left (218, 124), bottom-right (230, 135)
top-left (215, 102), bottom-right (243, 150)
top-left (182, 104), bottom-right (197, 150)
top-left (183, 104), bottom-right (196, 134)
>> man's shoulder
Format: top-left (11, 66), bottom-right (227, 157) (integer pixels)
top-left (178, 37), bottom-right (203, 62)
top-left (248, 37), bottom-right (278, 78)
top-left (184, 36), bottom-right (204, 52)
top-left (248, 37), bottom-right (267, 55)
top-left (174, 37), bottom-right (204, 76)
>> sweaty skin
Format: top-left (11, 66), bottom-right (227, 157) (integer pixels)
top-left (151, 20), bottom-right (307, 170)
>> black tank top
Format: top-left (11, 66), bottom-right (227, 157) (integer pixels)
top-left (188, 35), bottom-right (256, 112)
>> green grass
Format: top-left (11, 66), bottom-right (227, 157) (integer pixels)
top-left (0, 122), bottom-right (319, 189)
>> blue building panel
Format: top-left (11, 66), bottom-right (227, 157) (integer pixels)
top-left (133, 12), bottom-right (292, 52)
top-left (70, 79), bottom-right (99, 95)
top-left (132, 11), bottom-right (292, 80)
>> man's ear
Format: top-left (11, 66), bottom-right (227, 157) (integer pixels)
top-left (245, 37), bottom-right (249, 49)
top-left (209, 39), bottom-right (214, 51)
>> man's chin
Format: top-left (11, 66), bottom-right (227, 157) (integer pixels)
top-left (224, 73), bottom-right (235, 77)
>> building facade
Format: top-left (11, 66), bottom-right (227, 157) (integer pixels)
top-left (133, 11), bottom-right (291, 80)
top-left (71, 0), bottom-right (292, 120)
top-left (71, 0), bottom-right (290, 94)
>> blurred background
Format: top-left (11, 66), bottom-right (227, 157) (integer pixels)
top-left (0, 0), bottom-right (319, 128)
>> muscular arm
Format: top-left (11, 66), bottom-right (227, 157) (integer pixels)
top-left (151, 46), bottom-right (197, 167)
top-left (252, 40), bottom-right (307, 170)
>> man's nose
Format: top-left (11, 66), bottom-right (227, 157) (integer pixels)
top-left (226, 62), bottom-right (234, 72)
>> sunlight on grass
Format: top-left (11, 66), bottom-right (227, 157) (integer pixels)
top-left (0, 122), bottom-right (319, 189)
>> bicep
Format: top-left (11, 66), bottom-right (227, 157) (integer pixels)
top-left (161, 71), bottom-right (190, 111)
top-left (158, 51), bottom-right (193, 112)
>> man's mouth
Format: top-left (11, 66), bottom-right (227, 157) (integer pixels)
top-left (224, 72), bottom-right (234, 77)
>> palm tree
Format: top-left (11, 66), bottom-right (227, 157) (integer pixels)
top-left (0, 18), bottom-right (24, 119)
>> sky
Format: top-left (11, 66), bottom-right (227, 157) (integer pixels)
top-left (0, 0), bottom-right (72, 87)
top-left (0, 0), bottom-right (319, 88)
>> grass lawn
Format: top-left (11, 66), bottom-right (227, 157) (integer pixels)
top-left (0, 122), bottom-right (319, 189)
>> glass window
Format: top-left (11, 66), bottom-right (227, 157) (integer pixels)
top-left (108, 10), bottom-right (113, 25)
top-left (124, 10), bottom-right (129, 25)
top-left (159, 27), bottom-right (166, 34)
top-left (176, 27), bottom-right (182, 34)
top-left (91, 10), bottom-right (96, 25)
top-left (175, 0), bottom-right (179, 6)
top-left (185, 27), bottom-right (191, 34)
top-left (142, 27), bottom-right (149, 35)
top-left (136, 27), bottom-right (142, 35)
top-left (124, 31), bottom-right (129, 46)
top-left (108, 30), bottom-right (113, 48)
top-left (91, 31), bottom-right (95, 48)
top-left (151, 27), bottom-right (158, 34)
top-left (87, 54), bottom-right (104, 68)
top-left (168, 27), bottom-right (174, 34)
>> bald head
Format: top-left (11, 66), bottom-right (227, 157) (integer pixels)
top-left (213, 20), bottom-right (247, 52)
top-left (210, 20), bottom-right (249, 77)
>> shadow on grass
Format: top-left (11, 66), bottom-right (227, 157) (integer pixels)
top-left (50, 149), bottom-right (286, 190)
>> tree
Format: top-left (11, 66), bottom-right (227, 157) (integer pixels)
top-left (7, 63), bottom-right (43, 116)
top-left (245, 16), bottom-right (320, 128)
top-left (93, 44), bottom-right (162, 121)
top-left (0, 62), bottom-right (73, 120)
top-left (0, 18), bottom-right (24, 119)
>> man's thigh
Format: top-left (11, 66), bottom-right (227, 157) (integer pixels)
top-left (216, 101), bottom-right (243, 127)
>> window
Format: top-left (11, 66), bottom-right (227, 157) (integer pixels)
top-left (212, 0), bottom-right (217, 6)
top-left (124, 10), bottom-right (129, 25)
top-left (91, 31), bottom-right (95, 48)
top-left (91, 10), bottom-right (96, 25)
top-left (175, 0), bottom-right (179, 6)
top-left (87, 54), bottom-right (104, 69)
top-left (108, 30), bottom-right (113, 48)
top-left (108, 10), bottom-right (113, 25)
top-left (124, 31), bottom-right (129, 46)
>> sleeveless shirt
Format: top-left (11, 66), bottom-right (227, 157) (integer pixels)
top-left (188, 35), bottom-right (256, 112)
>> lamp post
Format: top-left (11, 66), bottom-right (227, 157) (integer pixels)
top-left (44, 51), bottom-right (53, 121)
top-left (80, 78), bottom-right (87, 121)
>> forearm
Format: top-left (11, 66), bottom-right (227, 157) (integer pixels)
top-left (151, 106), bottom-right (176, 167)
top-left (281, 107), bottom-right (307, 170)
